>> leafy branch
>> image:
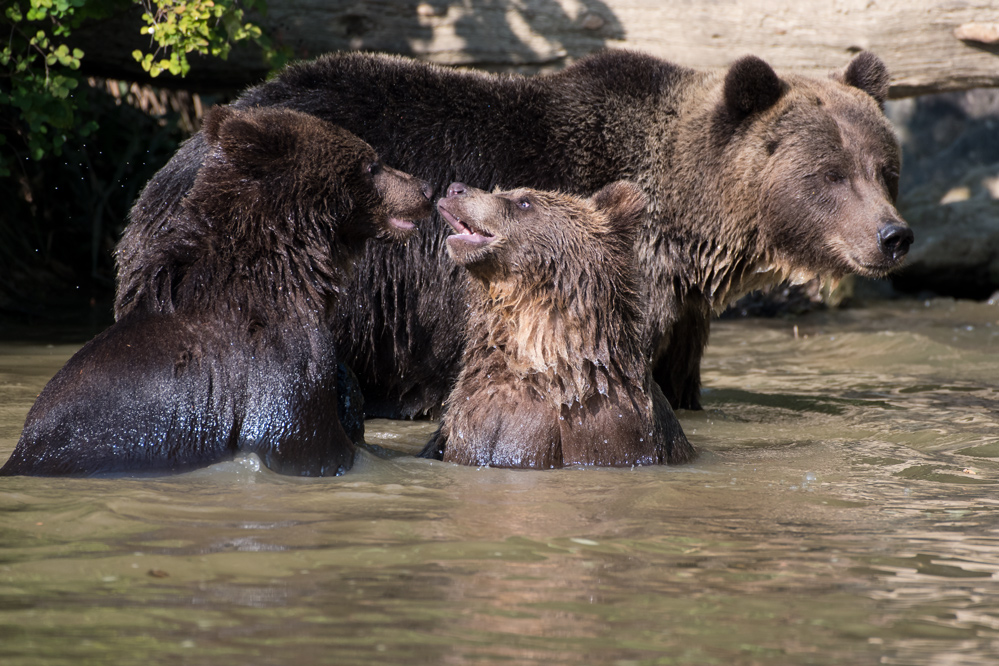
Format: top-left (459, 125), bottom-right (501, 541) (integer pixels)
top-left (0, 0), bottom-right (284, 176)
top-left (0, 0), bottom-right (114, 173)
top-left (133, 0), bottom-right (284, 77)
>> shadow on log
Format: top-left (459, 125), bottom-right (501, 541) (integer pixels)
top-left (69, 1), bottom-right (999, 96)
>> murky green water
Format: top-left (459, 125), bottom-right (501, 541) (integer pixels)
top-left (3, 298), bottom-right (999, 665)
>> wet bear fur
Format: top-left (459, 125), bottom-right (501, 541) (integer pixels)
top-left (115, 50), bottom-right (912, 418)
top-left (422, 181), bottom-right (694, 468)
top-left (1, 107), bottom-right (431, 477)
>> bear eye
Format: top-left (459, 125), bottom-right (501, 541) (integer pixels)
top-left (367, 162), bottom-right (382, 176)
top-left (882, 167), bottom-right (900, 199)
top-left (517, 198), bottom-right (531, 210)
top-left (824, 170), bottom-right (846, 185)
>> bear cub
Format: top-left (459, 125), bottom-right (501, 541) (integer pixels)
top-left (1, 106), bottom-right (432, 477)
top-left (421, 181), bottom-right (694, 468)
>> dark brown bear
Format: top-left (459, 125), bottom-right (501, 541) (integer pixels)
top-left (422, 181), bottom-right (693, 468)
top-left (116, 50), bottom-right (912, 419)
top-left (0, 107), bottom-right (432, 477)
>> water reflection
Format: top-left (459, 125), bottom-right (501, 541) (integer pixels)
top-left (2, 299), bottom-right (999, 664)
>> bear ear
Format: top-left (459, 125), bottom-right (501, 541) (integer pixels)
top-left (839, 51), bottom-right (890, 105)
top-left (590, 181), bottom-right (648, 234)
top-left (215, 110), bottom-right (299, 174)
top-left (202, 105), bottom-right (236, 144)
top-left (724, 55), bottom-right (784, 117)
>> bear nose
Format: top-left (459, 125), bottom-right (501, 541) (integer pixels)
top-left (447, 182), bottom-right (467, 198)
top-left (419, 180), bottom-right (433, 200)
top-left (877, 222), bottom-right (914, 261)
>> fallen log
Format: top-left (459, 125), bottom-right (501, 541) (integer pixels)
top-left (69, 0), bottom-right (999, 96)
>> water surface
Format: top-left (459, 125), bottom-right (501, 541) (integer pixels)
top-left (2, 298), bottom-right (999, 665)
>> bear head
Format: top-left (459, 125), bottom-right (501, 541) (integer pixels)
top-left (199, 106), bottom-right (432, 244)
top-left (439, 180), bottom-right (645, 294)
top-left (438, 180), bottom-right (647, 381)
top-left (711, 52), bottom-right (912, 286)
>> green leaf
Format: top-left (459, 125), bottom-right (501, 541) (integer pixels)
top-left (3, 0), bottom-right (282, 171)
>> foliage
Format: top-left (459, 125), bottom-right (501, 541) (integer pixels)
top-left (1, 0), bottom-right (283, 176)
top-left (133, 0), bottom-right (285, 78)
top-left (0, 79), bottom-right (211, 322)
top-left (1, 0), bottom-right (283, 319)
top-left (0, 0), bottom-right (121, 175)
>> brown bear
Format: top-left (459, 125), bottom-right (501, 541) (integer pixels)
top-left (115, 50), bottom-right (912, 420)
top-left (0, 106), bottom-right (432, 477)
top-left (421, 181), bottom-right (694, 468)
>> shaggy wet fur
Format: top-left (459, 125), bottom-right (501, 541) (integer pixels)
top-left (422, 181), bottom-right (693, 468)
top-left (115, 50), bottom-right (911, 419)
top-left (1, 107), bottom-right (431, 476)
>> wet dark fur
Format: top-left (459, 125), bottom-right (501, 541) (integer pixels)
top-left (1, 107), bottom-right (431, 476)
top-left (115, 50), bottom-right (910, 419)
top-left (422, 181), bottom-right (694, 467)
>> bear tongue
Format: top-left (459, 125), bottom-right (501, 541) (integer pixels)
top-left (388, 217), bottom-right (417, 231)
top-left (440, 211), bottom-right (494, 250)
top-left (448, 220), bottom-right (494, 246)
top-left (446, 231), bottom-right (493, 251)
top-left (439, 205), bottom-right (492, 239)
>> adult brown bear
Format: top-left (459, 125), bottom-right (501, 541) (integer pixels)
top-left (116, 50), bottom-right (912, 419)
top-left (423, 181), bottom-right (694, 468)
top-left (1, 107), bottom-right (431, 476)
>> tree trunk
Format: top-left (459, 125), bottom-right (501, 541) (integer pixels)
top-left (72, 0), bottom-right (999, 96)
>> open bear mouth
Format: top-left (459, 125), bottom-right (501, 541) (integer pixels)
top-left (439, 205), bottom-right (495, 248)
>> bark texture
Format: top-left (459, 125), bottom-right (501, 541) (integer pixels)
top-left (72, 1), bottom-right (999, 96)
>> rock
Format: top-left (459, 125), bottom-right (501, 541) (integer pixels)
top-left (887, 89), bottom-right (999, 299)
top-left (954, 23), bottom-right (999, 45)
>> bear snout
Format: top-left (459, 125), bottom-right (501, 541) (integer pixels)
top-left (877, 221), bottom-right (914, 262)
top-left (447, 182), bottom-right (468, 198)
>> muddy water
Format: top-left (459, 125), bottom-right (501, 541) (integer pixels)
top-left (2, 298), bottom-right (999, 665)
